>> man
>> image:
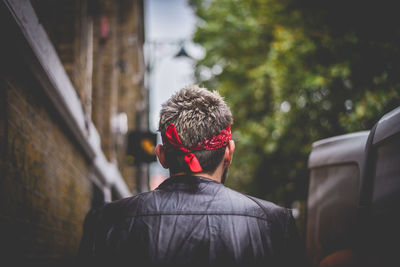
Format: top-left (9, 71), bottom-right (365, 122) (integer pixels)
top-left (77, 85), bottom-right (304, 266)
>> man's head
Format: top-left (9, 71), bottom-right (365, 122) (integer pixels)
top-left (157, 85), bottom-right (233, 177)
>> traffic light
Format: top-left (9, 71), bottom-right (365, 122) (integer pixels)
top-left (127, 131), bottom-right (157, 164)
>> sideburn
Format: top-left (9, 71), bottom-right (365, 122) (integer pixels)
top-left (221, 167), bottom-right (229, 184)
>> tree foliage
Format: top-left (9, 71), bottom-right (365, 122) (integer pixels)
top-left (189, 0), bottom-right (400, 210)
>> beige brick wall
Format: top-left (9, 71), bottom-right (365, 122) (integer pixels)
top-left (30, 0), bottom-right (146, 193)
top-left (0, 0), bottom-right (145, 264)
top-left (0, 66), bottom-right (91, 265)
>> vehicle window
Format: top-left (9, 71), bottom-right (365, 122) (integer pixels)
top-left (372, 132), bottom-right (400, 215)
top-left (307, 164), bottom-right (359, 265)
top-left (367, 132), bottom-right (400, 266)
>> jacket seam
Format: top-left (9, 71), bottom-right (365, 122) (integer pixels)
top-left (121, 212), bottom-right (271, 221)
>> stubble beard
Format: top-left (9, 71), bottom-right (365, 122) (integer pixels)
top-left (221, 166), bottom-right (229, 184)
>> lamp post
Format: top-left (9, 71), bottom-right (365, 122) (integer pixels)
top-left (143, 39), bottom-right (193, 191)
top-left (133, 40), bottom-right (192, 194)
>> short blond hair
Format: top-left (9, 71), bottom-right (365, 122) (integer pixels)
top-left (159, 85), bottom-right (233, 146)
top-left (159, 85), bottom-right (233, 173)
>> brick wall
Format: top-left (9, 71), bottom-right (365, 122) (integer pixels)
top-left (31, 0), bottom-right (94, 131)
top-left (116, 0), bottom-right (146, 191)
top-left (90, 0), bottom-right (146, 191)
top-left (92, 0), bottom-right (120, 162)
top-left (0, 53), bottom-right (91, 266)
top-left (0, 0), bottom-right (145, 264)
top-left (30, 0), bottom-right (147, 192)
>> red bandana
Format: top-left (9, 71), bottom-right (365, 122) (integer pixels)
top-left (162, 123), bottom-right (231, 172)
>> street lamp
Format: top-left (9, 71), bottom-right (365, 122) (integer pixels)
top-left (133, 39), bottom-right (193, 194)
top-left (143, 39), bottom-right (194, 190)
top-left (145, 39), bottom-right (192, 74)
top-left (174, 44), bottom-right (192, 59)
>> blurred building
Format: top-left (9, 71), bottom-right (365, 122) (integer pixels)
top-left (0, 0), bottom-right (146, 265)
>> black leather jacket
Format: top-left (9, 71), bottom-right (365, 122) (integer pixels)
top-left (77, 175), bottom-right (304, 266)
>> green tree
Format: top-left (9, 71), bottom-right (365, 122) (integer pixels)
top-left (189, 0), bottom-right (400, 220)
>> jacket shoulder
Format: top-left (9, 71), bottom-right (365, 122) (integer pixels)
top-left (96, 191), bottom-right (152, 223)
top-left (223, 187), bottom-right (292, 221)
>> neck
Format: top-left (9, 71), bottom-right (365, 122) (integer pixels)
top-left (170, 169), bottom-right (222, 183)
top-left (169, 157), bottom-right (226, 183)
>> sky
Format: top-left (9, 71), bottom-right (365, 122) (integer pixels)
top-left (144, 0), bottom-right (203, 186)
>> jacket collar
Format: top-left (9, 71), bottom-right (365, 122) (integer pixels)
top-left (156, 175), bottom-right (220, 190)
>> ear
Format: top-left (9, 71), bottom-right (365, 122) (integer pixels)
top-left (155, 144), bottom-right (168, 169)
top-left (223, 140), bottom-right (235, 167)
